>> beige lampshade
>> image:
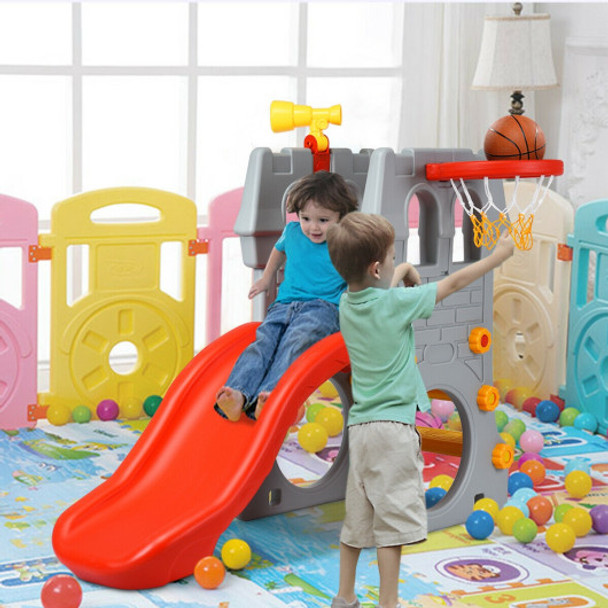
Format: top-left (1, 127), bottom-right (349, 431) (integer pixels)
top-left (472, 13), bottom-right (558, 91)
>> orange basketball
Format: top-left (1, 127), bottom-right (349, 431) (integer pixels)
top-left (484, 114), bottom-right (545, 160)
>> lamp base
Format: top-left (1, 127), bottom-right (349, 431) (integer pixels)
top-left (509, 90), bottom-right (525, 115)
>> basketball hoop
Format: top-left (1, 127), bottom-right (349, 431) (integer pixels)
top-left (425, 159), bottom-right (564, 251)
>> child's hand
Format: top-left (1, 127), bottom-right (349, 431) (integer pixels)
top-left (492, 231), bottom-right (515, 263)
top-left (391, 262), bottom-right (421, 288)
top-left (248, 277), bottom-right (270, 299)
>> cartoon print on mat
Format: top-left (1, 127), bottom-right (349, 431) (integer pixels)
top-left (436, 556), bottom-right (527, 584)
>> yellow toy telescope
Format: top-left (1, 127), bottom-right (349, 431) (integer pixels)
top-left (270, 100), bottom-right (341, 153)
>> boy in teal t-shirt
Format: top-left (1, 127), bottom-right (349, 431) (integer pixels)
top-left (326, 212), bottom-right (513, 608)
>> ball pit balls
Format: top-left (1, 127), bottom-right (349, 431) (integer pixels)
top-left (72, 405), bottom-right (92, 424)
top-left (519, 429), bottom-right (544, 453)
top-left (431, 398), bottom-right (455, 421)
top-left (120, 399), bottom-right (142, 419)
top-left (143, 394), bottom-right (163, 417)
top-left (194, 556), bottom-right (225, 589)
top-left (520, 459), bottom-right (546, 486)
top-left (447, 412), bottom-right (462, 432)
top-left (503, 419), bottom-right (526, 442)
top-left (465, 509), bottom-right (495, 540)
top-left (40, 574), bottom-right (82, 608)
top-left (306, 402), bottom-right (326, 423)
top-left (47, 404), bottom-right (71, 426)
top-left (297, 422), bottom-right (328, 453)
top-left (429, 474), bottom-right (454, 492)
top-left (527, 495), bottom-right (553, 526)
top-left (554, 503), bottom-right (574, 523)
top-left (590, 504), bottom-right (608, 534)
top-left (518, 452), bottom-right (544, 467)
top-left (508, 471), bottom-right (534, 496)
top-left (512, 487), bottom-right (537, 504)
top-left (574, 412), bottom-right (598, 433)
top-left (474, 497), bottom-right (499, 520)
top-left (562, 506), bottom-right (592, 537)
top-left (564, 457), bottom-right (591, 477)
top-left (96, 399), bottom-right (119, 421)
top-left (536, 400), bottom-right (560, 423)
top-left (495, 410), bottom-right (509, 432)
top-left (318, 380), bottom-right (338, 399)
top-left (559, 407), bottom-right (580, 427)
top-left (522, 396), bottom-right (541, 417)
top-left (500, 432), bottom-right (516, 450)
top-left (425, 487), bottom-right (447, 508)
top-left (565, 470), bottom-right (592, 499)
top-left (221, 538), bottom-right (252, 570)
top-left (496, 505), bottom-right (525, 535)
top-left (512, 517), bottom-right (538, 543)
top-left (315, 407), bottom-right (344, 437)
top-left (545, 522), bottom-right (576, 553)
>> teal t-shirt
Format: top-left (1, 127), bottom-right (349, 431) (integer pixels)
top-left (339, 282), bottom-right (438, 426)
top-left (274, 221), bottom-right (346, 306)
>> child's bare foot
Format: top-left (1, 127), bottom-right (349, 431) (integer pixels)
top-left (254, 391), bottom-right (270, 420)
top-left (216, 387), bottom-right (244, 422)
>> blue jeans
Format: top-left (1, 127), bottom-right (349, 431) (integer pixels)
top-left (220, 299), bottom-right (339, 418)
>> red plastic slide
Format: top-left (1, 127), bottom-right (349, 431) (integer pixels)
top-left (52, 323), bottom-right (350, 589)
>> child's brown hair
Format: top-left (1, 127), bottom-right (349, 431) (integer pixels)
top-left (327, 212), bottom-right (395, 284)
top-left (286, 171), bottom-right (358, 218)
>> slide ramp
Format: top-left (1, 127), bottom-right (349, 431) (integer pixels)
top-left (52, 323), bottom-right (350, 589)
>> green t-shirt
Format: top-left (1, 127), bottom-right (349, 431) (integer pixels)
top-left (339, 282), bottom-right (438, 426)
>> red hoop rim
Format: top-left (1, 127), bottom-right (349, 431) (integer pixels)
top-left (426, 159), bottom-right (564, 181)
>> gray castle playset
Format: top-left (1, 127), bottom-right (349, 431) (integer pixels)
top-left (235, 146), bottom-right (510, 529)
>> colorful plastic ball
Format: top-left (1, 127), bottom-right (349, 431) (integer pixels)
top-left (72, 405), bottom-right (92, 424)
top-left (425, 487), bottom-right (447, 508)
top-left (519, 429), bottom-right (544, 453)
top-left (496, 505), bottom-right (525, 535)
top-left (559, 407), bottom-right (580, 427)
top-left (495, 410), bottom-right (509, 432)
top-left (120, 399), bottom-right (142, 419)
top-left (508, 471), bottom-right (534, 496)
top-left (564, 457), bottom-right (591, 477)
top-left (143, 394), bottom-right (162, 417)
top-left (96, 399), bottom-right (119, 421)
top-left (315, 407), bottom-right (344, 437)
top-left (465, 509), bottom-right (495, 540)
top-left (590, 504), bottom-right (608, 534)
top-left (429, 474), bottom-right (454, 492)
top-left (562, 507), bottom-right (592, 537)
top-left (505, 387), bottom-right (532, 410)
top-left (520, 460), bottom-right (546, 486)
top-left (47, 404), bottom-right (71, 426)
top-left (318, 380), bottom-right (338, 399)
top-left (512, 487), bottom-right (537, 504)
top-left (522, 396), bottom-right (541, 417)
top-left (431, 398), bottom-right (455, 421)
top-left (306, 402), bottom-right (326, 422)
top-left (536, 400), bottom-right (560, 423)
top-left (518, 452), bottom-right (544, 467)
top-left (554, 503), bottom-right (574, 523)
top-left (503, 419), bottom-right (526, 442)
top-left (506, 499), bottom-right (529, 517)
top-left (474, 497), bottom-right (499, 520)
top-left (545, 522), bottom-right (576, 553)
top-left (194, 556), bottom-right (225, 589)
top-left (40, 574), bottom-right (82, 608)
top-left (221, 538), bottom-right (252, 570)
top-left (527, 495), bottom-right (553, 526)
top-left (447, 412), bottom-right (462, 432)
top-left (500, 432), bottom-right (516, 450)
top-left (512, 517), bottom-right (538, 543)
top-left (565, 470), bottom-right (592, 499)
top-left (297, 422), bottom-right (328, 453)
top-left (574, 412), bottom-right (598, 433)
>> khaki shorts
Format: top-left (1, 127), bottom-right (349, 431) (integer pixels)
top-left (340, 421), bottom-right (427, 549)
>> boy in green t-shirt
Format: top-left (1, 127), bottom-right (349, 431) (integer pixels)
top-left (326, 212), bottom-right (513, 608)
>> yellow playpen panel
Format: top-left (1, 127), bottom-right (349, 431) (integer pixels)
top-left (38, 187), bottom-right (198, 416)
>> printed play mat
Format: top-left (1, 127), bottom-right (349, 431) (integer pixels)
top-left (1, 399), bottom-right (608, 608)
